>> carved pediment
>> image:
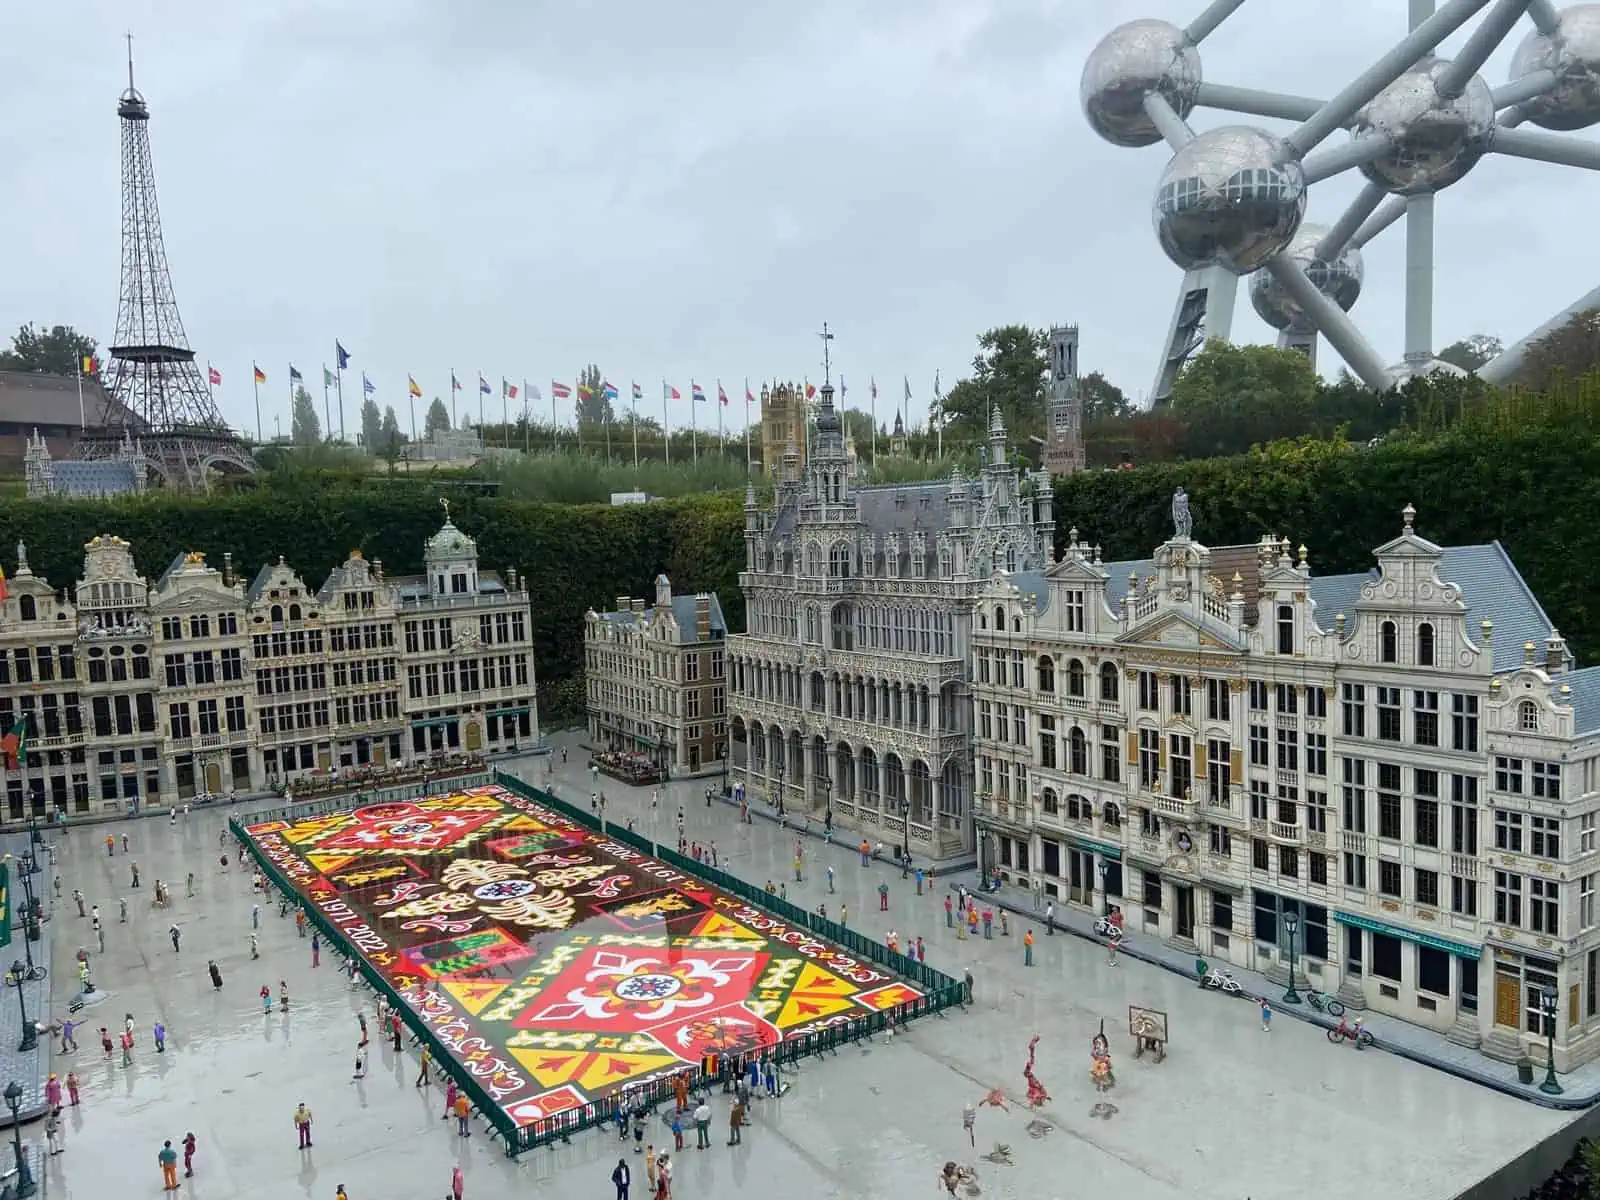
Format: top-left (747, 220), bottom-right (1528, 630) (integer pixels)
top-left (1118, 610), bottom-right (1245, 654)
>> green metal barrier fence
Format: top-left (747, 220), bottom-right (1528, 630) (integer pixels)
top-left (228, 769), bottom-right (966, 1158)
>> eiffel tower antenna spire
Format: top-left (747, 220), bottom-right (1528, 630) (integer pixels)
top-left (80, 42), bottom-right (256, 489)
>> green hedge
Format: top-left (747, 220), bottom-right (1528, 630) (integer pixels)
top-left (3, 401), bottom-right (1597, 718)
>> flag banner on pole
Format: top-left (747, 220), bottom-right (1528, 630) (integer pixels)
top-left (451, 372), bottom-right (462, 392)
top-left (529, 383), bottom-right (542, 400)
top-left (336, 342), bottom-right (351, 370)
top-left (805, 382), bottom-right (816, 399)
top-left (691, 382), bottom-right (707, 403)
top-left (324, 367), bottom-right (336, 388)
top-left (551, 381), bottom-right (572, 399)
top-left (904, 376), bottom-right (912, 402)
top-left (502, 379), bottom-right (518, 399)
top-left (478, 375), bottom-right (492, 395)
top-left (254, 364), bottom-right (268, 385)
top-left (577, 383), bottom-right (594, 400)
top-left (602, 381), bottom-right (620, 401)
top-left (717, 382), bottom-right (728, 406)
top-left (208, 365), bottom-right (222, 386)
top-left (82, 355), bottom-right (100, 375)
top-left (745, 381), bottom-right (755, 404)
top-left (408, 375), bottom-right (422, 398)
top-left (362, 373), bottom-right (376, 396)
top-left (870, 377), bottom-right (878, 400)
top-left (665, 383), bottom-right (681, 400)
top-left (632, 382), bottom-right (643, 400)
top-left (289, 365), bottom-right (304, 383)
top-left (839, 376), bottom-right (847, 400)
top-left (0, 565), bottom-right (8, 603)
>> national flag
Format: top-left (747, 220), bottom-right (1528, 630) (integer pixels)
top-left (324, 366), bottom-right (336, 388)
top-left (602, 381), bottom-right (619, 401)
top-left (551, 381), bottom-right (572, 399)
top-left (717, 381), bottom-right (728, 406)
top-left (207, 365), bottom-right (222, 386)
top-left (289, 365), bottom-right (304, 383)
top-left (528, 383), bottom-right (543, 401)
top-left (745, 382), bottom-right (755, 404)
top-left (839, 377), bottom-right (848, 400)
top-left (451, 372), bottom-right (462, 393)
top-left (408, 375), bottom-right (422, 398)
top-left (870, 377), bottom-right (878, 400)
top-left (336, 342), bottom-right (351, 370)
top-left (502, 380), bottom-right (518, 400)
top-left (664, 383), bottom-right (681, 401)
top-left (478, 375), bottom-right (492, 395)
top-left (0, 565), bottom-right (8, 603)
top-left (81, 355), bottom-right (101, 375)
top-left (805, 382), bottom-right (816, 400)
top-left (904, 376), bottom-right (912, 403)
top-left (254, 364), bottom-right (267, 385)
top-left (632, 382), bottom-right (643, 401)
top-left (1, 718), bottom-right (27, 772)
top-left (691, 382), bottom-right (706, 403)
top-left (362, 373), bottom-right (375, 396)
top-left (577, 383), bottom-right (594, 400)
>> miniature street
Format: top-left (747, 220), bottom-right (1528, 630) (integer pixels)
top-left (30, 735), bottom-right (1575, 1200)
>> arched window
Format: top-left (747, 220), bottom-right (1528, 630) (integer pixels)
top-left (1417, 622), bottom-right (1435, 667)
top-left (18, 595), bottom-right (35, 621)
top-left (1040, 788), bottom-right (1059, 816)
top-left (1276, 604), bottom-right (1294, 655)
top-left (1380, 620), bottom-right (1397, 663)
top-left (288, 603), bottom-right (302, 622)
top-left (830, 603), bottom-right (854, 651)
top-left (994, 606), bottom-right (1006, 631)
top-left (1067, 658), bottom-right (1085, 697)
top-left (1069, 727), bottom-right (1088, 775)
top-left (270, 604), bottom-right (284, 624)
top-left (1099, 662), bottom-right (1120, 702)
top-left (1519, 700), bottom-right (1540, 733)
top-left (829, 543), bottom-right (851, 578)
top-left (1036, 655), bottom-right (1055, 694)
top-left (1102, 801), bottom-right (1121, 827)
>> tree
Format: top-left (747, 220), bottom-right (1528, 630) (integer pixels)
top-left (424, 397), bottom-right (451, 437)
top-left (576, 364), bottom-right (613, 425)
top-left (1436, 333), bottom-right (1503, 373)
top-left (290, 386), bottom-right (321, 445)
top-left (939, 325), bottom-right (1049, 442)
top-left (359, 397), bottom-right (382, 451)
top-left (0, 323), bottom-right (99, 375)
top-left (377, 405), bottom-right (404, 463)
top-left (1170, 340), bottom-right (1319, 456)
top-left (1519, 309), bottom-right (1600, 393)
top-left (1079, 371), bottom-right (1132, 421)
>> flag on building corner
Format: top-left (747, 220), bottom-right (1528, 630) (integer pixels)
top-left (478, 375), bottom-right (492, 395)
top-left (407, 375), bottom-right (422, 398)
top-left (717, 381), bottom-right (728, 406)
top-left (208, 365), bottom-right (222, 386)
top-left (336, 342), bottom-right (351, 370)
top-left (1, 718), bottom-right (27, 771)
top-left (691, 382), bottom-right (706, 403)
top-left (551, 381), bottom-right (572, 399)
top-left (254, 364), bottom-right (267, 385)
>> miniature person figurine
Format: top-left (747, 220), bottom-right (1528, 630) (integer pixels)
top-left (1260, 998), bottom-right (1272, 1033)
top-left (1089, 1026), bottom-right (1114, 1093)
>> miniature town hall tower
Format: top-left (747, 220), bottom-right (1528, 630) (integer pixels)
top-left (1044, 324), bottom-right (1085, 477)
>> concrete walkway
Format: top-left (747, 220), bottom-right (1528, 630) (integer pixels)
top-left (0, 831), bottom-right (55, 1124)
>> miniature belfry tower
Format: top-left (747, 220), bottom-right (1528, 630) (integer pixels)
top-left (1043, 324), bottom-right (1085, 477)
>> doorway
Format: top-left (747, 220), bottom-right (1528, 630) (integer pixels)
top-left (1175, 885), bottom-right (1195, 941)
top-left (204, 762), bottom-right (222, 794)
top-left (1494, 967), bottom-right (1521, 1029)
top-left (1067, 848), bottom-right (1093, 905)
top-left (690, 744), bottom-right (702, 771)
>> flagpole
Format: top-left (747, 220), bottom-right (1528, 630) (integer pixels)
top-left (334, 351), bottom-right (346, 443)
top-left (691, 388), bottom-right (699, 466)
top-left (287, 368), bottom-right (294, 443)
top-left (523, 380), bottom-right (531, 454)
top-left (450, 369), bottom-right (457, 427)
top-left (206, 360), bottom-right (215, 411)
top-left (501, 386), bottom-right (508, 449)
top-left (408, 391), bottom-right (416, 444)
top-left (744, 378), bottom-right (752, 474)
top-left (870, 378), bottom-right (877, 467)
top-left (935, 372), bottom-right (943, 460)
top-left (662, 382), bottom-right (671, 466)
top-left (550, 385), bottom-right (558, 451)
top-left (631, 390), bottom-right (639, 467)
top-left (322, 365), bottom-right (332, 444)
top-left (75, 362), bottom-right (87, 433)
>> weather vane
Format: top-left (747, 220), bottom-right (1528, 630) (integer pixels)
top-left (440, 496), bottom-right (450, 521)
top-left (818, 322), bottom-right (835, 386)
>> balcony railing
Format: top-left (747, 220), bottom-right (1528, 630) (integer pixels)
top-left (1269, 820), bottom-right (1300, 843)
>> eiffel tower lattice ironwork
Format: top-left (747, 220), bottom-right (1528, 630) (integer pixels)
top-left (79, 39), bottom-right (256, 488)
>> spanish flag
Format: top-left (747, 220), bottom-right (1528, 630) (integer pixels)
top-left (407, 375), bottom-right (422, 398)
top-left (253, 364), bottom-right (267, 385)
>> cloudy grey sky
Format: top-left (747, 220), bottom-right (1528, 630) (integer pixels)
top-left (3, 0), bottom-right (1595, 438)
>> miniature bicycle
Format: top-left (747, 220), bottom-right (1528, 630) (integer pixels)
top-left (1327, 1018), bottom-right (1375, 1048)
top-left (4, 963), bottom-right (46, 987)
top-left (1093, 916), bottom-right (1126, 944)
top-left (1305, 987), bottom-right (1345, 1017)
top-left (1201, 968), bottom-right (1245, 996)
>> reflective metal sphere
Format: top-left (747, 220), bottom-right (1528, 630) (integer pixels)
top-left (1354, 56), bottom-right (1495, 194)
top-left (1386, 358), bottom-right (1469, 388)
top-left (1081, 19), bottom-right (1202, 149)
top-left (1509, 4), bottom-right (1600, 131)
top-left (1248, 223), bottom-right (1365, 331)
top-left (1152, 126), bottom-right (1306, 275)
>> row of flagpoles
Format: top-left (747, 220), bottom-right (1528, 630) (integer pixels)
top-left (206, 344), bottom-right (941, 467)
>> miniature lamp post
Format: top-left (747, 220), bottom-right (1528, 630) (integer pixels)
top-left (4, 1079), bottom-right (35, 1198)
top-left (1097, 859), bottom-right (1110, 916)
top-left (10, 963), bottom-right (34, 1053)
top-left (1281, 909), bottom-right (1302, 1005)
top-left (1540, 985), bottom-right (1563, 1095)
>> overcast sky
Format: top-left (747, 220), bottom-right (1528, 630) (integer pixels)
top-left (3, 0), bottom-right (1595, 438)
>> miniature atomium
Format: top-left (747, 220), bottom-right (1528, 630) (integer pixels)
top-left (1081, 19), bottom-right (1203, 148)
top-left (1352, 55), bottom-right (1497, 195)
top-left (1153, 125), bottom-right (1306, 274)
top-left (1510, 4), bottom-right (1600, 131)
top-left (1386, 357), bottom-right (1469, 386)
top-left (1248, 223), bottom-right (1364, 331)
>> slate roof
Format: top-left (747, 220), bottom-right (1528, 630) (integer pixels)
top-left (0, 370), bottom-right (139, 429)
top-left (768, 480), bottom-right (953, 539)
top-left (246, 562), bottom-right (279, 604)
top-left (48, 460), bottom-right (140, 497)
top-left (1564, 666), bottom-right (1600, 736)
top-left (597, 593), bottom-right (727, 645)
top-left (154, 553), bottom-right (192, 592)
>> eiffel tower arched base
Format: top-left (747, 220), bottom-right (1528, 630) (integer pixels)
top-left (76, 429), bottom-right (257, 492)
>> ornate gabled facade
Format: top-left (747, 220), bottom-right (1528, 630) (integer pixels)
top-left (315, 550), bottom-right (405, 769)
top-left (974, 498), bottom-right (1600, 1073)
top-left (759, 382), bottom-right (808, 478)
top-left (727, 382), bottom-right (1054, 860)
top-left (584, 574), bottom-right (728, 776)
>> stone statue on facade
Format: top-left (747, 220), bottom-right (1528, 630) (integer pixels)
top-left (1171, 488), bottom-right (1192, 541)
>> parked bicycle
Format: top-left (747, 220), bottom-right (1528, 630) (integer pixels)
top-left (1327, 1017), bottom-right (1375, 1048)
top-left (4, 963), bottom-right (46, 987)
top-left (1305, 987), bottom-right (1345, 1016)
top-left (1201, 968), bottom-right (1245, 996)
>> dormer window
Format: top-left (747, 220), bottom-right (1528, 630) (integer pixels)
top-left (1276, 604), bottom-right (1293, 655)
top-left (452, 572), bottom-right (468, 594)
top-left (994, 606), bottom-right (1005, 631)
top-left (18, 595), bottom-right (35, 622)
top-left (1519, 700), bottom-right (1540, 733)
top-left (1380, 620), bottom-right (1397, 663)
top-left (1417, 622), bottom-right (1435, 667)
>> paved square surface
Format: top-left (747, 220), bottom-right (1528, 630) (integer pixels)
top-left (33, 738), bottom-right (1582, 1200)
top-left (239, 782), bottom-right (929, 1134)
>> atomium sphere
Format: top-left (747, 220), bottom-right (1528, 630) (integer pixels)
top-left (1386, 358), bottom-right (1470, 388)
top-left (1080, 19), bottom-right (1202, 149)
top-left (1152, 126), bottom-right (1306, 275)
top-left (1247, 223), bottom-right (1365, 331)
top-left (1509, 4), bottom-right (1600, 131)
top-left (1353, 56), bottom-right (1495, 195)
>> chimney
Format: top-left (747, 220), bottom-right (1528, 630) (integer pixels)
top-left (695, 594), bottom-right (711, 640)
top-left (222, 552), bottom-right (233, 587)
top-left (373, 558), bottom-right (384, 581)
top-left (507, 567), bottom-right (518, 591)
top-left (631, 599), bottom-right (645, 614)
top-left (615, 596), bottom-right (630, 614)
top-left (1546, 630), bottom-right (1569, 676)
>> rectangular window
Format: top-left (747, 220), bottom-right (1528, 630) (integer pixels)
top-left (1309, 851), bottom-right (1328, 886)
top-left (1252, 838), bottom-right (1269, 871)
top-left (1249, 780), bottom-right (1269, 820)
top-left (1249, 680), bottom-right (1267, 712)
top-left (1582, 874), bottom-right (1596, 930)
top-left (1037, 714), bottom-right (1057, 770)
top-left (1451, 778), bottom-right (1479, 855)
top-left (1172, 676), bottom-right (1192, 718)
top-left (1343, 852), bottom-right (1367, 889)
top-left (1414, 798), bottom-right (1439, 848)
top-left (1341, 758), bottom-right (1367, 833)
top-left (1100, 727), bottom-right (1120, 784)
top-left (1307, 789), bottom-right (1329, 833)
top-left (1341, 683), bottom-right (1366, 738)
top-left (1206, 739), bottom-right (1231, 801)
top-left (1377, 687), bottom-right (1401, 742)
top-left (1206, 678), bottom-right (1231, 722)
top-left (1168, 733), bottom-right (1192, 800)
top-left (1305, 732), bottom-right (1327, 777)
top-left (1451, 876), bottom-right (1478, 917)
top-left (1275, 683), bottom-right (1298, 714)
top-left (1494, 870), bottom-right (1524, 925)
top-left (1530, 877), bottom-right (1560, 935)
top-left (1494, 810), bottom-right (1525, 853)
top-left (224, 695), bottom-right (246, 733)
top-left (1413, 690), bottom-right (1439, 747)
top-left (1379, 859), bottom-right (1401, 898)
top-left (1530, 814), bottom-right (1561, 860)
top-left (1532, 761), bottom-right (1562, 801)
top-left (1138, 728), bottom-right (1160, 790)
top-left (1495, 756), bottom-right (1524, 794)
top-left (1249, 724), bottom-right (1269, 767)
top-left (1275, 727), bottom-right (1298, 772)
top-left (1279, 846), bottom-right (1299, 879)
top-left (1138, 671), bottom-right (1160, 712)
top-left (1377, 763), bottom-right (1401, 840)
top-left (168, 703), bottom-right (191, 740)
top-left (1451, 694), bottom-right (1479, 752)
top-left (1584, 813), bottom-right (1598, 855)
top-left (1063, 590), bottom-right (1085, 633)
top-left (1415, 867), bottom-right (1439, 908)
top-left (1306, 688), bottom-right (1327, 720)
top-left (1209, 826), bottom-right (1232, 856)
